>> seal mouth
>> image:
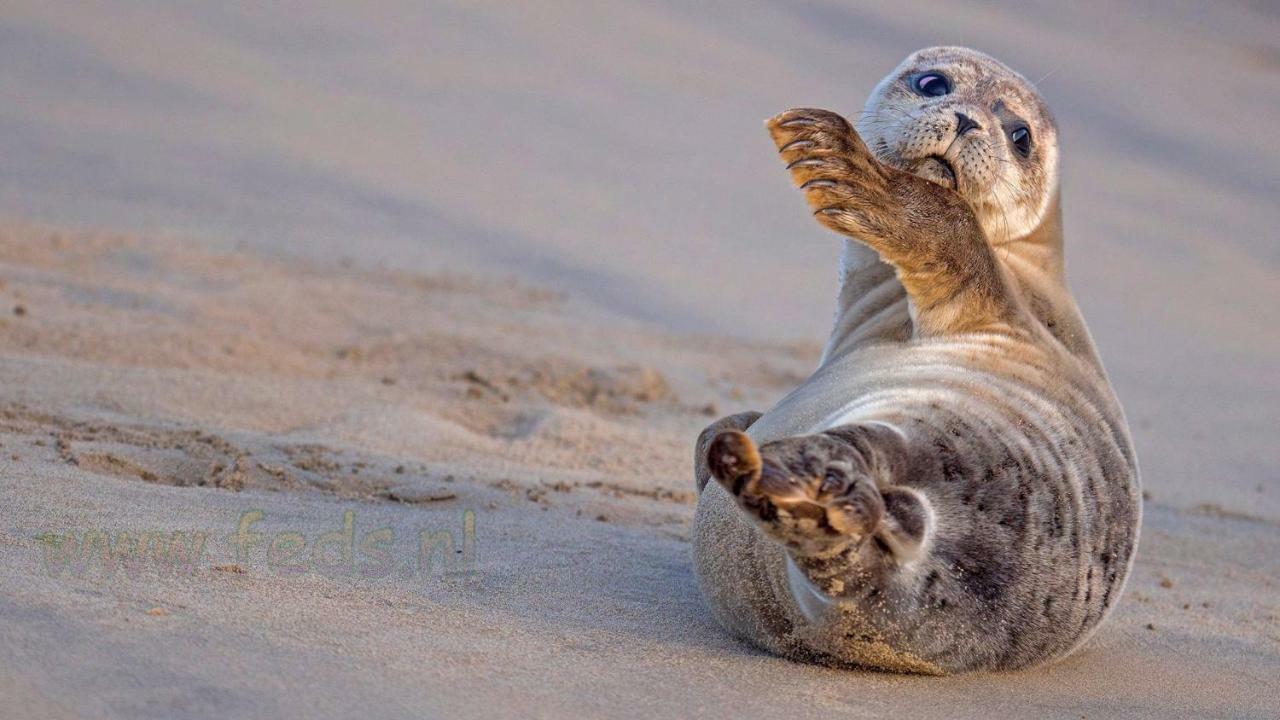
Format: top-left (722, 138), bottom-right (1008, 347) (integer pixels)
top-left (919, 155), bottom-right (957, 189)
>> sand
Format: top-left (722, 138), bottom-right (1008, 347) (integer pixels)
top-left (1, 1), bottom-right (1278, 718)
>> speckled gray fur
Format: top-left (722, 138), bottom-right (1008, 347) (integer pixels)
top-left (692, 47), bottom-right (1140, 674)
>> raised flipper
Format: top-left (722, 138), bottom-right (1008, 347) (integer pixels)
top-left (766, 108), bottom-right (1022, 337)
top-left (705, 424), bottom-right (932, 564)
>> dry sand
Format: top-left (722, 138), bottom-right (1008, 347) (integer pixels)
top-left (1, 1), bottom-right (1278, 718)
top-left (1, 225), bottom-right (1276, 719)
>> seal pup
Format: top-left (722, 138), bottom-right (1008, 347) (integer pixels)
top-left (692, 46), bottom-right (1140, 674)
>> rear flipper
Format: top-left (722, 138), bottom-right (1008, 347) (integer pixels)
top-left (705, 425), bottom-right (931, 564)
top-left (695, 410), bottom-right (762, 492)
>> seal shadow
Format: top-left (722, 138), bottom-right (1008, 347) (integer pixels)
top-left (408, 500), bottom-right (779, 660)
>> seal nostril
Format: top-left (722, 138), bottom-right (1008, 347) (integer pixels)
top-left (955, 112), bottom-right (980, 136)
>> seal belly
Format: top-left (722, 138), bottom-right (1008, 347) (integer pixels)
top-left (694, 335), bottom-right (1138, 671)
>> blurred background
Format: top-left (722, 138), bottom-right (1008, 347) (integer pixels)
top-left (3, 0), bottom-right (1277, 518)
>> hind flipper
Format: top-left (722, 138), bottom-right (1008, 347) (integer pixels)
top-left (694, 410), bottom-right (762, 492)
top-left (705, 425), bottom-right (933, 565)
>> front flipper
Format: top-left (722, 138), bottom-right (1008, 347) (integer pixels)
top-left (766, 108), bottom-right (1021, 337)
top-left (706, 426), bottom-right (931, 564)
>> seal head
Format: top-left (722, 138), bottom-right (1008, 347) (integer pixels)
top-left (859, 46), bottom-right (1059, 244)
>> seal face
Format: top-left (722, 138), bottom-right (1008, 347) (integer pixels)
top-left (691, 47), bottom-right (1140, 674)
top-left (859, 46), bottom-right (1059, 244)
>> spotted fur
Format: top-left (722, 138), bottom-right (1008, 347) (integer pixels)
top-left (691, 47), bottom-right (1140, 674)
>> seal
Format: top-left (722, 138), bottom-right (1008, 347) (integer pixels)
top-left (691, 46), bottom-right (1140, 674)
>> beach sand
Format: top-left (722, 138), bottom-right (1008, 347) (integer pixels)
top-left (1, 1), bottom-right (1278, 718)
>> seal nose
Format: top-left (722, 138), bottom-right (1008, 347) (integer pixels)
top-left (954, 112), bottom-right (981, 136)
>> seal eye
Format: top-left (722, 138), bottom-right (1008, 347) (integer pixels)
top-left (1010, 126), bottom-right (1032, 157)
top-left (912, 72), bottom-right (952, 97)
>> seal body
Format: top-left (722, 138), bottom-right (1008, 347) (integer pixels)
top-left (692, 47), bottom-right (1140, 674)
